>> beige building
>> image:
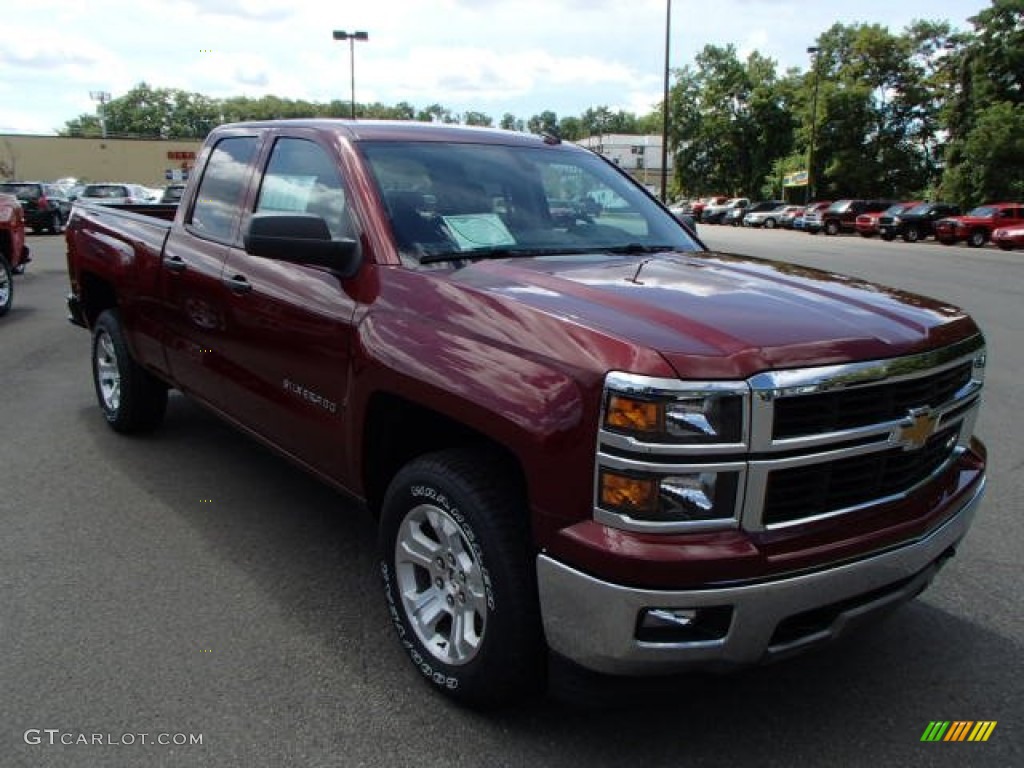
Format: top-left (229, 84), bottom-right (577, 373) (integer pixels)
top-left (0, 135), bottom-right (204, 188)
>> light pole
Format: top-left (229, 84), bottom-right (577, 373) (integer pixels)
top-left (89, 90), bottom-right (111, 138)
top-left (806, 46), bottom-right (821, 204)
top-left (332, 30), bottom-right (369, 119)
top-left (660, 0), bottom-right (672, 202)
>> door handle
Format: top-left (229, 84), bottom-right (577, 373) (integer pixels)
top-left (163, 255), bottom-right (187, 273)
top-left (223, 274), bottom-right (253, 295)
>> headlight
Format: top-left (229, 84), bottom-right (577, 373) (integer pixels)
top-left (598, 467), bottom-right (740, 524)
top-left (595, 373), bottom-right (748, 531)
top-left (604, 390), bottom-right (743, 444)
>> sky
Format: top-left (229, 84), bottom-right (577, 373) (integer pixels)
top-left (1, 0), bottom-right (989, 135)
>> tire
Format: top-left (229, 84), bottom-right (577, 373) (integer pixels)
top-left (91, 309), bottom-right (168, 433)
top-left (0, 255), bottom-right (12, 317)
top-left (904, 226), bottom-right (921, 243)
top-left (967, 230), bottom-right (987, 248)
top-left (824, 220), bottom-right (840, 236)
top-left (764, 218), bottom-right (777, 229)
top-left (380, 448), bottom-right (544, 707)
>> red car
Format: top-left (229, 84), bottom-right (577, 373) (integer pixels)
top-left (935, 203), bottom-right (1024, 247)
top-left (0, 192), bottom-right (31, 316)
top-left (856, 202), bottom-right (920, 238)
top-left (992, 223), bottom-right (1024, 251)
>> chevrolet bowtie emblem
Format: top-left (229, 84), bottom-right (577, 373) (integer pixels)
top-left (898, 408), bottom-right (939, 450)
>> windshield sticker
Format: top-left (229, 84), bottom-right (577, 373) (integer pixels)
top-left (441, 213), bottom-right (516, 250)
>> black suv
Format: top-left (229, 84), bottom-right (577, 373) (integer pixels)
top-left (816, 199), bottom-right (895, 236)
top-left (0, 182), bottom-right (73, 234)
top-left (878, 202), bottom-right (961, 243)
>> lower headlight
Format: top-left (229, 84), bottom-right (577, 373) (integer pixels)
top-left (598, 468), bottom-right (739, 525)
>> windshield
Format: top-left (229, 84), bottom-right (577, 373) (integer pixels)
top-left (906, 203), bottom-right (932, 215)
top-left (84, 185), bottom-right (129, 198)
top-left (0, 183), bottom-right (41, 201)
top-left (828, 200), bottom-right (852, 213)
top-left (358, 141), bottom-right (700, 263)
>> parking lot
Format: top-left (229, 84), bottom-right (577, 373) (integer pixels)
top-left (1, 230), bottom-right (1020, 767)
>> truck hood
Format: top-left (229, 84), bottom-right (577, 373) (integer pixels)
top-left (452, 250), bottom-right (978, 379)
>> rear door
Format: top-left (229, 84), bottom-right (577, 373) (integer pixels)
top-left (160, 130), bottom-right (262, 408)
top-left (215, 130), bottom-right (361, 479)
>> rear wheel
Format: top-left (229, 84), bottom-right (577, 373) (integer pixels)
top-left (380, 449), bottom-right (544, 707)
top-left (764, 218), bottom-right (777, 229)
top-left (967, 230), bottom-right (987, 248)
top-left (92, 310), bottom-right (168, 433)
top-left (0, 255), bottom-right (12, 317)
top-left (824, 220), bottom-right (840, 236)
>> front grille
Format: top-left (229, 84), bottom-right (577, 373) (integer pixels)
top-left (763, 427), bottom-right (959, 525)
top-left (773, 362), bottom-right (972, 439)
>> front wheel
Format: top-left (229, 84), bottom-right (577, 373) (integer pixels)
top-left (380, 449), bottom-right (544, 707)
top-left (92, 310), bottom-right (168, 433)
top-left (904, 226), bottom-right (921, 243)
top-left (967, 230), bottom-right (987, 248)
top-left (48, 212), bottom-right (64, 234)
top-left (824, 220), bottom-right (840, 236)
top-left (764, 218), bottom-right (777, 229)
top-left (0, 255), bottom-right (12, 317)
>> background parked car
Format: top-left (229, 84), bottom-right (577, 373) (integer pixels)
top-left (740, 201), bottom-right (789, 228)
top-left (159, 183), bottom-right (187, 204)
top-left (935, 203), bottom-right (1024, 247)
top-left (991, 223), bottom-right (1024, 251)
top-left (856, 202), bottom-right (919, 238)
top-left (878, 202), bottom-right (961, 242)
top-left (703, 197), bottom-right (749, 224)
top-left (0, 192), bottom-right (30, 315)
top-left (776, 205), bottom-right (806, 229)
top-left (799, 200), bottom-right (834, 232)
top-left (77, 183), bottom-right (156, 206)
top-left (814, 199), bottom-right (894, 236)
top-left (0, 181), bottom-right (73, 234)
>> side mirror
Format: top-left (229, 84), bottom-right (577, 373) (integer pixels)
top-left (243, 212), bottom-right (361, 278)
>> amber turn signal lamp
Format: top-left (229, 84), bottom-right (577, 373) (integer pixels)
top-left (606, 395), bottom-right (660, 433)
top-left (600, 470), bottom-right (657, 515)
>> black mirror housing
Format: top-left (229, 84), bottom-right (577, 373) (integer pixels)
top-left (243, 212), bottom-right (361, 278)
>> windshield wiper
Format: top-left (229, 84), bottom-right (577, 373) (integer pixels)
top-left (419, 246), bottom-right (597, 265)
top-left (600, 243), bottom-right (680, 255)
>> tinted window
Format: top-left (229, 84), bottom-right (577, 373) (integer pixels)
top-left (0, 183), bottom-right (41, 200)
top-left (190, 136), bottom-right (258, 242)
top-left (255, 138), bottom-right (351, 239)
top-left (359, 141), bottom-right (698, 261)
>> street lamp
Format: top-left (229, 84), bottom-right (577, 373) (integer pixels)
top-left (89, 90), bottom-right (111, 138)
top-left (659, 0), bottom-right (672, 202)
top-left (806, 46), bottom-right (821, 204)
top-left (332, 30), bottom-right (369, 119)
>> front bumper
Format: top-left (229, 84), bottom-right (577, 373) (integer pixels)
top-left (537, 477), bottom-right (985, 675)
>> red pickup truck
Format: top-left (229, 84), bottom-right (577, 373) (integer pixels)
top-left (1, 192), bottom-right (30, 316)
top-left (65, 120), bottom-right (988, 707)
top-left (935, 202), bottom-right (1024, 247)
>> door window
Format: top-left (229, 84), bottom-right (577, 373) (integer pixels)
top-left (189, 136), bottom-right (259, 242)
top-left (256, 138), bottom-right (352, 239)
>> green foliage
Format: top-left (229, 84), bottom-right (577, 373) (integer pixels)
top-left (944, 101), bottom-right (1024, 203)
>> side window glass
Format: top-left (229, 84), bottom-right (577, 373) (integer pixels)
top-left (256, 138), bottom-right (351, 239)
top-left (190, 136), bottom-right (258, 242)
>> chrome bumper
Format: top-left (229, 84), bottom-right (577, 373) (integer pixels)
top-left (537, 478), bottom-right (985, 675)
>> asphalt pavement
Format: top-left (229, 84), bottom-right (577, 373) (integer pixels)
top-left (1, 230), bottom-right (1019, 767)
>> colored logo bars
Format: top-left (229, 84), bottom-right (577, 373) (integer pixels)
top-left (921, 721), bottom-right (997, 742)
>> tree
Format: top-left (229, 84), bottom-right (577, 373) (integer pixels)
top-left (527, 111), bottom-right (559, 135)
top-left (461, 111), bottom-right (493, 127)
